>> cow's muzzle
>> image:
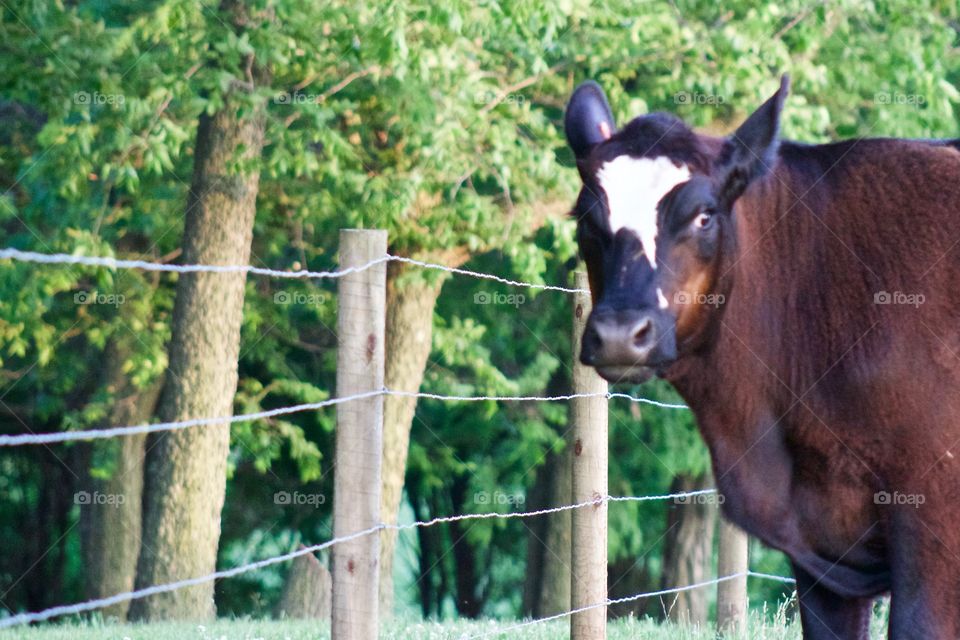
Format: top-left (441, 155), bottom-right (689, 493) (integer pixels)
top-left (580, 308), bottom-right (677, 383)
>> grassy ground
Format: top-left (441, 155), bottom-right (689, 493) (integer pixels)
top-left (4, 617), bottom-right (792, 640)
top-left (0, 606), bottom-right (892, 640)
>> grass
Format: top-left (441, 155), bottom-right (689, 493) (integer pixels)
top-left (2, 599), bottom-right (895, 640)
top-left (0, 604), bottom-right (893, 640)
top-left (4, 617), bottom-right (794, 640)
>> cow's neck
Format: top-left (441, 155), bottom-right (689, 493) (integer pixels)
top-left (669, 343), bottom-right (798, 543)
top-left (665, 166), bottom-right (805, 542)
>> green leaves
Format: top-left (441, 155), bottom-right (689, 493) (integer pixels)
top-left (1, 0), bottom-right (958, 618)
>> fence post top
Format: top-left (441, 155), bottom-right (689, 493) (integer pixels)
top-left (340, 228), bottom-right (388, 240)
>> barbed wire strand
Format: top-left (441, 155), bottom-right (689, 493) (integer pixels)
top-left (0, 390), bottom-right (385, 446)
top-left (0, 488), bottom-right (774, 629)
top-left (460, 573), bottom-right (745, 639)
top-left (389, 489), bottom-right (718, 530)
top-left (0, 247), bottom-right (786, 631)
top-left (460, 571), bottom-right (795, 639)
top-left (386, 255), bottom-right (588, 293)
top-left (0, 248), bottom-right (589, 292)
top-left (0, 389), bottom-right (687, 447)
top-left (746, 570), bottom-right (798, 584)
top-left (0, 248), bottom-right (394, 280)
top-left (0, 524), bottom-right (384, 628)
top-left (402, 390), bottom-right (688, 410)
top-left (605, 392), bottom-right (688, 409)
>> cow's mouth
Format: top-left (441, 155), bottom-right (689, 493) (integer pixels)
top-left (594, 365), bottom-right (657, 384)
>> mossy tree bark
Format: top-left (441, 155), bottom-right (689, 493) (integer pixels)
top-left (535, 445), bottom-right (572, 616)
top-left (521, 468), bottom-right (549, 616)
top-left (80, 342), bottom-right (162, 621)
top-left (129, 27), bottom-right (267, 619)
top-left (377, 264), bottom-right (443, 615)
top-left (275, 549), bottom-right (332, 620)
top-left (655, 473), bottom-right (715, 624)
top-left (377, 204), bottom-right (568, 615)
top-left (522, 343), bottom-right (574, 617)
top-left (449, 475), bottom-right (485, 617)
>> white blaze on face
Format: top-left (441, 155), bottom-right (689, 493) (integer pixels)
top-left (656, 287), bottom-right (669, 310)
top-left (596, 155), bottom-right (691, 269)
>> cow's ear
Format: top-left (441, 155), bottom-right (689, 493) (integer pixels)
top-left (565, 81), bottom-right (615, 160)
top-left (715, 74), bottom-right (789, 210)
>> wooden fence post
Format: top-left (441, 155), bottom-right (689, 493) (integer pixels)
top-left (332, 229), bottom-right (387, 640)
top-left (570, 271), bottom-right (609, 640)
top-left (716, 518), bottom-right (749, 634)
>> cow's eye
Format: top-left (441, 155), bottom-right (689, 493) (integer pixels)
top-left (692, 211), bottom-right (713, 230)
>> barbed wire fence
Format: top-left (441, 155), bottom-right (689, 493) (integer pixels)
top-left (0, 234), bottom-right (794, 637)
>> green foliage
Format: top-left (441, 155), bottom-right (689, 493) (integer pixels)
top-left (0, 0), bottom-right (956, 623)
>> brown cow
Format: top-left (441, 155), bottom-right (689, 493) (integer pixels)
top-left (564, 75), bottom-right (960, 638)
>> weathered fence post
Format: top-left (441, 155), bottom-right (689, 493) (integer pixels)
top-left (332, 229), bottom-right (387, 640)
top-left (570, 271), bottom-right (609, 640)
top-left (716, 518), bottom-right (749, 633)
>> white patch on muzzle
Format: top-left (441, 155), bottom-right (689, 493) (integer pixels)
top-left (596, 155), bottom-right (691, 269)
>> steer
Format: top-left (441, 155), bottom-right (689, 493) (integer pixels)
top-left (564, 74), bottom-right (960, 639)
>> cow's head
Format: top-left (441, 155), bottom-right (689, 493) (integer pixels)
top-left (566, 76), bottom-right (789, 383)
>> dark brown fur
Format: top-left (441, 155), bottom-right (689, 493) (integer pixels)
top-left (673, 138), bottom-right (960, 637)
top-left (566, 78), bottom-right (960, 639)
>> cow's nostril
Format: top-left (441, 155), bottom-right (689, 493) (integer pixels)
top-left (632, 319), bottom-right (652, 348)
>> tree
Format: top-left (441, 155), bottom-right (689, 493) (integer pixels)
top-left (345, 4), bottom-right (580, 611)
top-left (128, 1), bottom-right (269, 619)
top-left (656, 474), bottom-right (715, 623)
top-left (379, 263), bottom-right (444, 611)
top-left (79, 341), bottom-right (162, 620)
top-left (534, 446), bottom-right (572, 616)
top-left (0, 0), bottom-right (957, 622)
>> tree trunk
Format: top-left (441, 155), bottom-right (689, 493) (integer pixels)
top-left (378, 265), bottom-right (442, 615)
top-left (129, 43), bottom-right (266, 620)
top-left (521, 467), bottom-right (550, 616)
top-left (655, 473), bottom-right (715, 625)
top-left (535, 446), bottom-right (572, 616)
top-left (18, 446), bottom-right (82, 611)
top-left (376, 205), bottom-right (567, 615)
top-left (716, 517), bottom-right (749, 634)
top-left (407, 478), bottom-right (437, 617)
top-left (80, 341), bottom-right (162, 621)
top-left (520, 277), bottom-right (574, 619)
top-left (607, 556), bottom-right (655, 619)
top-left (449, 476), bottom-right (483, 618)
top-left (275, 549), bottom-right (332, 620)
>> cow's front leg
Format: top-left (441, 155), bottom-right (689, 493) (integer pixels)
top-left (792, 562), bottom-right (873, 640)
top-left (886, 504), bottom-right (960, 639)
